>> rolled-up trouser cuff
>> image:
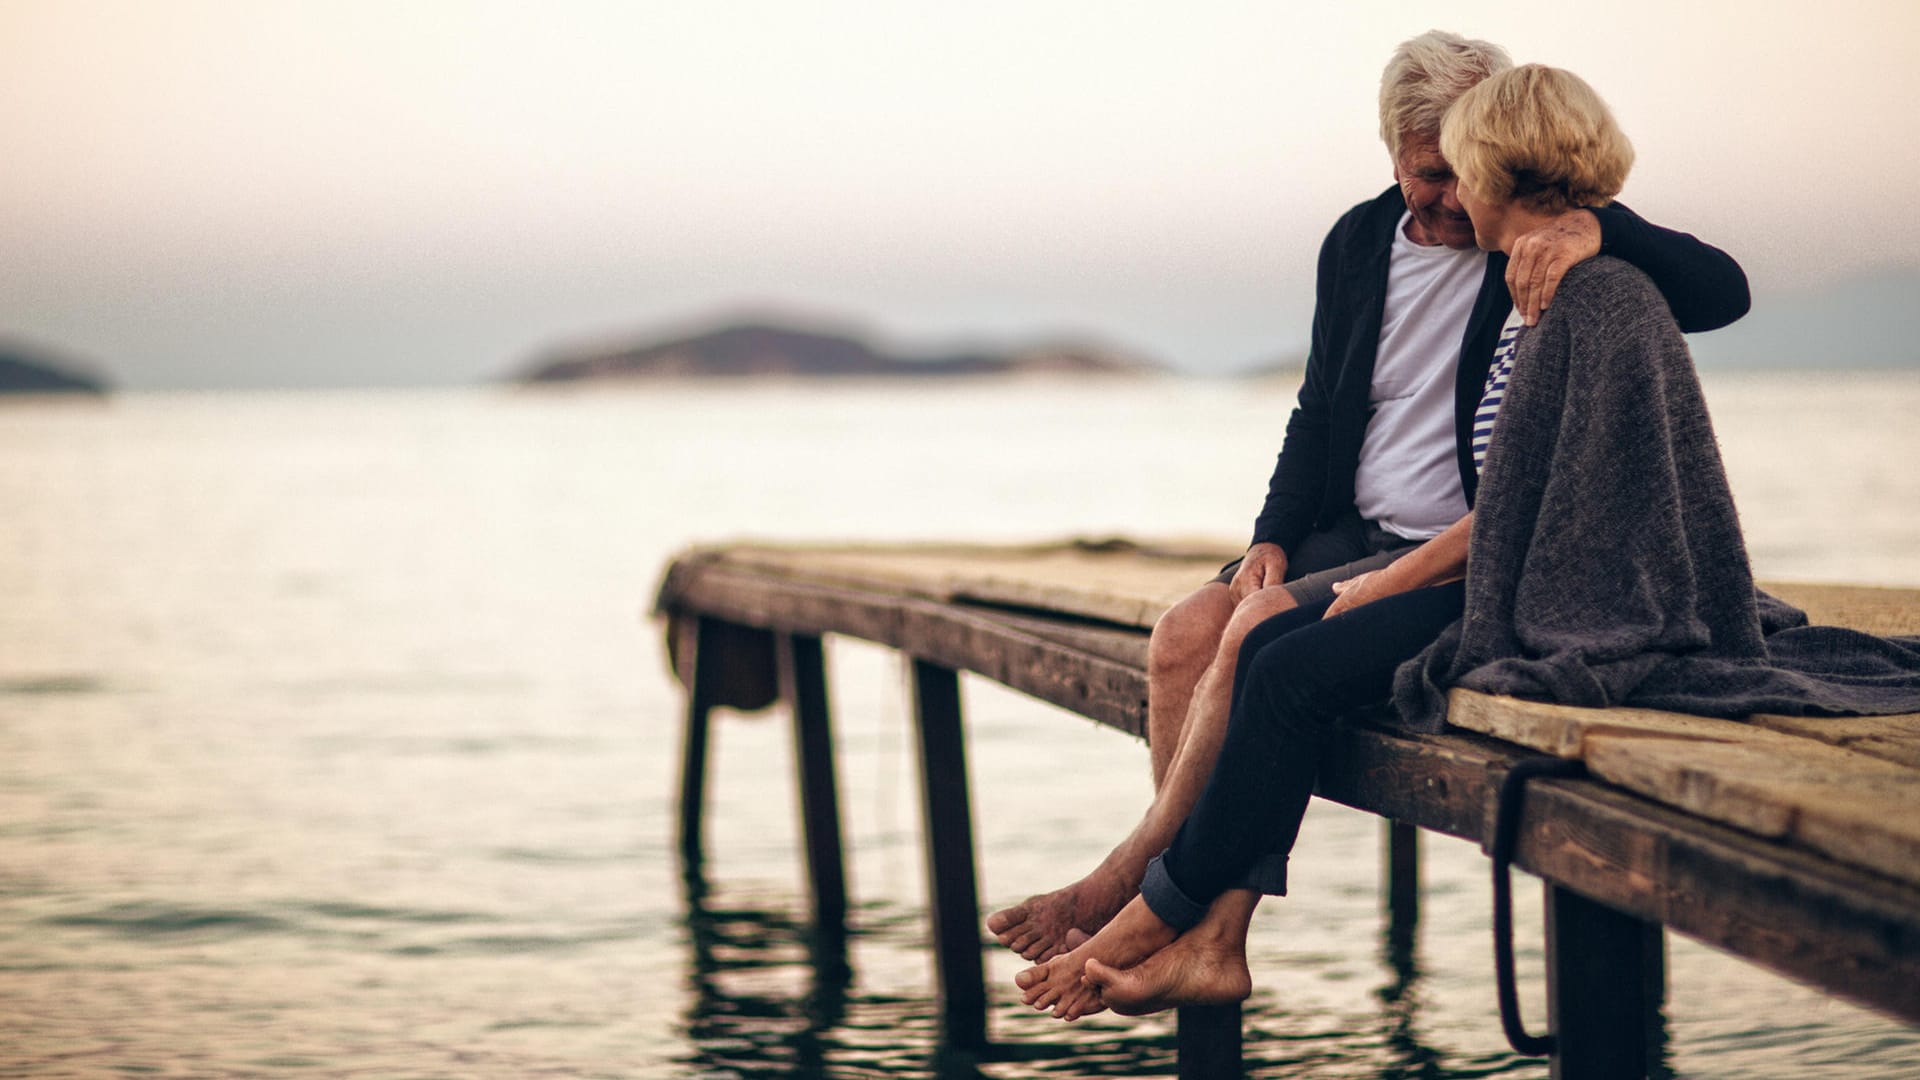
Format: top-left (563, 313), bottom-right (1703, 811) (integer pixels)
top-left (1239, 853), bottom-right (1289, 897)
top-left (1140, 853), bottom-right (1208, 932)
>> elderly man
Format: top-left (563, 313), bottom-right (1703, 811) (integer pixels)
top-left (988, 30), bottom-right (1749, 964)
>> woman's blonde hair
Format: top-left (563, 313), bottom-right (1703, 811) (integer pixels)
top-left (1438, 64), bottom-right (1634, 213)
top-left (1378, 30), bottom-right (1511, 161)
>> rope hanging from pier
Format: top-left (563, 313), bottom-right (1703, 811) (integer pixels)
top-left (1490, 756), bottom-right (1590, 1058)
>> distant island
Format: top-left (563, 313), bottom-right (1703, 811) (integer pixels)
top-left (516, 320), bottom-right (1165, 384)
top-left (0, 343), bottom-right (108, 395)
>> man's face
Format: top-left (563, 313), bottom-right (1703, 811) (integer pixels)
top-left (1393, 134), bottom-right (1476, 250)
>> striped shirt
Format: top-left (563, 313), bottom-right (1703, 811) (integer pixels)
top-left (1473, 309), bottom-right (1527, 475)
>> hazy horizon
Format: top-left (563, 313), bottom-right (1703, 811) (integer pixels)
top-left (5, 1), bottom-right (1918, 389)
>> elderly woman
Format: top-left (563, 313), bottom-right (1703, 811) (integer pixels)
top-left (1017, 63), bottom-right (1920, 1021)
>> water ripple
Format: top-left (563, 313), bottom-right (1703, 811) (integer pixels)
top-left (0, 674), bottom-right (109, 695)
top-left (41, 902), bottom-right (290, 940)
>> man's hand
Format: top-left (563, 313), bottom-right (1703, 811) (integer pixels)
top-left (1228, 542), bottom-right (1287, 603)
top-left (1506, 210), bottom-right (1601, 326)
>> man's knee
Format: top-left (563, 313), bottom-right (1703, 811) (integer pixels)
top-left (1219, 588), bottom-right (1300, 659)
top-left (1148, 584), bottom-right (1234, 679)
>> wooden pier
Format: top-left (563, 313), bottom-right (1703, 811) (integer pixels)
top-left (655, 539), bottom-right (1920, 1078)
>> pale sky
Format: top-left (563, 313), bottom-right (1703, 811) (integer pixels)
top-left (3, 0), bottom-right (1917, 388)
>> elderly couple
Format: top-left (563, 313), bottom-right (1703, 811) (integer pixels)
top-left (991, 31), bottom-right (1920, 1022)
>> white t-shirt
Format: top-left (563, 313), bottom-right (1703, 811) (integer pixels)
top-left (1351, 212), bottom-right (1486, 540)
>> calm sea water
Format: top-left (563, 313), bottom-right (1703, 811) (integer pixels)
top-left (2, 374), bottom-right (1917, 1079)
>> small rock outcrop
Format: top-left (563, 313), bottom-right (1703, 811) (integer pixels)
top-left (518, 320), bottom-right (1161, 383)
top-left (0, 343), bottom-right (108, 395)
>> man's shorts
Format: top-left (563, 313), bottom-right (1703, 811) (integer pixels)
top-left (1210, 510), bottom-right (1423, 609)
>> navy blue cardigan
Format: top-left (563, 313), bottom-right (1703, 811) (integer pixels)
top-left (1249, 186), bottom-right (1751, 552)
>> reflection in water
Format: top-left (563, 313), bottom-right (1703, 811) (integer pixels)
top-left (678, 868), bottom-right (857, 1078)
top-left (1373, 896), bottom-right (1444, 1080)
top-left (680, 859), bottom-right (990, 1079)
top-left (674, 854), bottom-right (1564, 1079)
top-left (1358, 876), bottom-right (1677, 1080)
top-left (676, 862), bottom-right (1194, 1078)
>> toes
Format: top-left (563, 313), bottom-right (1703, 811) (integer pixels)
top-left (1082, 957), bottom-right (1114, 991)
top-left (1063, 928), bottom-right (1092, 950)
top-left (985, 905), bottom-right (1025, 935)
top-left (1056, 982), bottom-right (1105, 1021)
top-left (1009, 928), bottom-right (1045, 959)
top-left (1017, 964), bottom-right (1064, 1011)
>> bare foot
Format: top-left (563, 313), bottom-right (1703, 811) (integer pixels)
top-left (1083, 927), bottom-right (1252, 1016)
top-left (987, 865), bottom-right (1133, 961)
top-left (1014, 895), bottom-right (1177, 1021)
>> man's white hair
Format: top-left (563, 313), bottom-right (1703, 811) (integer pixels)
top-left (1379, 30), bottom-right (1512, 161)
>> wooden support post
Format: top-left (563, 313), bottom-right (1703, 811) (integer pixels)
top-left (677, 616), bottom-right (719, 869)
top-left (909, 657), bottom-right (988, 1051)
top-left (778, 633), bottom-right (848, 931)
top-left (1545, 883), bottom-right (1668, 1080)
top-left (1385, 820), bottom-right (1420, 954)
top-left (1176, 1003), bottom-right (1242, 1080)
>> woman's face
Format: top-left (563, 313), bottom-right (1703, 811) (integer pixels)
top-left (1451, 174), bottom-right (1508, 253)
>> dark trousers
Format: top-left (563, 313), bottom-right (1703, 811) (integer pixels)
top-left (1139, 581), bottom-right (1467, 929)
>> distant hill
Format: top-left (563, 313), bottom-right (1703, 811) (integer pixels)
top-left (0, 342), bottom-right (108, 395)
top-left (517, 320), bottom-right (1164, 383)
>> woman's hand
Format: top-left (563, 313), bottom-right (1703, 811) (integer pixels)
top-left (1326, 513), bottom-right (1474, 619)
top-left (1326, 567), bottom-right (1400, 619)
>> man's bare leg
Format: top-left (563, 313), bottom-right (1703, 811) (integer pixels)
top-left (1146, 583), bottom-right (1236, 786)
top-left (987, 585), bottom-right (1297, 960)
top-left (985, 583), bottom-right (1233, 959)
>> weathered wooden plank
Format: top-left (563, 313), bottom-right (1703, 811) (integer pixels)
top-left (955, 605), bottom-right (1152, 670)
top-left (1444, 693), bottom-right (1773, 759)
top-left (1749, 712), bottom-right (1920, 770)
top-left (1512, 776), bottom-right (1920, 1023)
top-left (1585, 736), bottom-right (1920, 887)
top-left (1447, 692), bottom-right (1920, 887)
top-left (665, 563), bottom-right (1151, 735)
top-left (1317, 721), bottom-right (1508, 841)
top-left (661, 540), bottom-right (1237, 630)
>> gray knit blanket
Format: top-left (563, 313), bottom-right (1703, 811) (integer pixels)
top-left (1394, 256), bottom-right (1920, 733)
